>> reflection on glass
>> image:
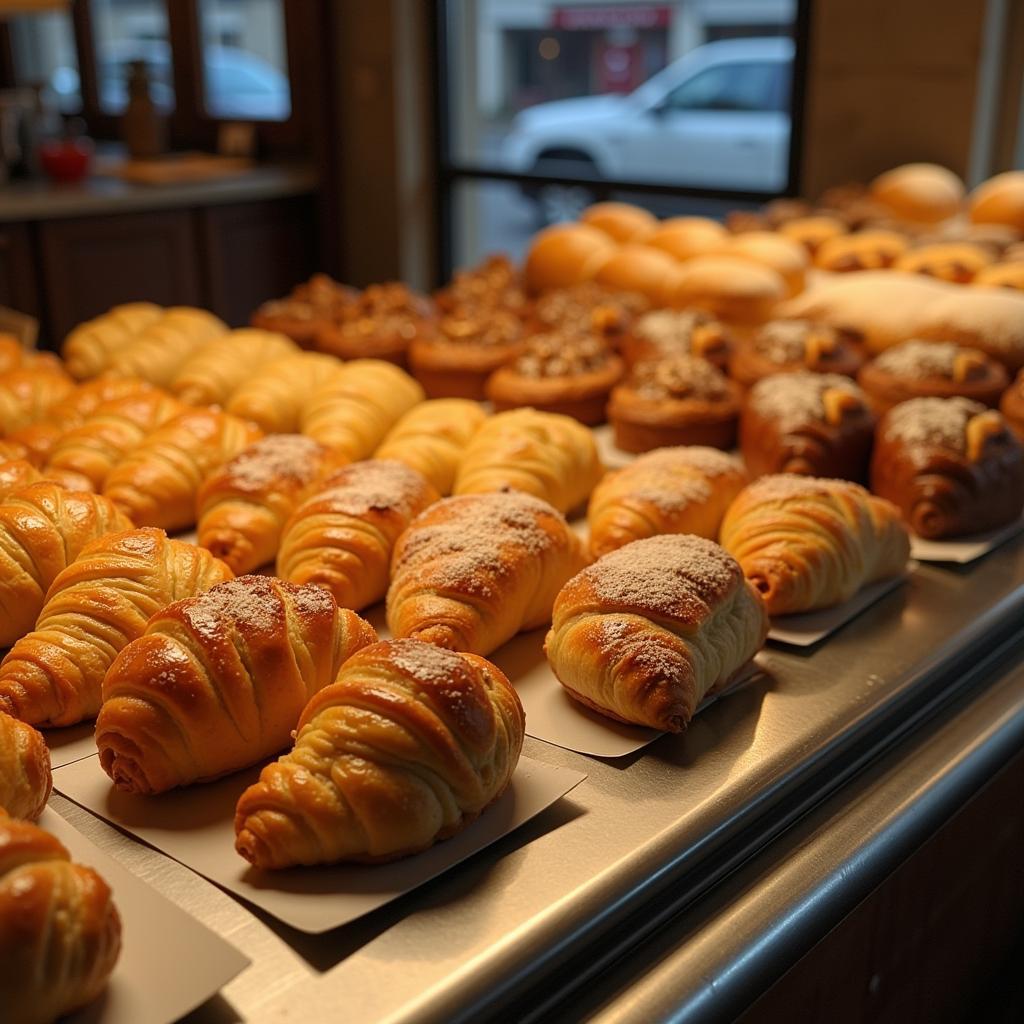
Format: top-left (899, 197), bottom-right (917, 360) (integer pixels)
top-left (92, 0), bottom-right (174, 114)
top-left (198, 0), bottom-right (292, 121)
top-left (9, 12), bottom-right (82, 114)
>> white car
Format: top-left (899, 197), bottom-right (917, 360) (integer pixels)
top-left (500, 37), bottom-right (793, 222)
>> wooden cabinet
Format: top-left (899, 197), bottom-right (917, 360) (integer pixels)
top-left (0, 223), bottom-right (40, 320)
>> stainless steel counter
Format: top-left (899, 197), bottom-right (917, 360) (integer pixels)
top-left (53, 535), bottom-right (1024, 1024)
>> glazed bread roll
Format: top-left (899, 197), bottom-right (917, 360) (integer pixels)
top-left (0, 528), bottom-right (232, 728)
top-left (97, 576), bottom-right (377, 794)
top-left (587, 446), bottom-right (748, 559)
top-left (453, 408), bottom-right (604, 514)
top-left (870, 397), bottom-right (1024, 539)
top-left (813, 229), bottom-right (909, 272)
top-left (0, 366), bottom-right (74, 436)
top-left (580, 201), bottom-right (657, 243)
top-left (234, 639), bottom-right (524, 867)
top-left (728, 319), bottom-right (864, 388)
top-left (969, 170), bottom-right (1024, 230)
top-left (226, 352), bottom-right (343, 433)
top-left (0, 459), bottom-right (93, 500)
top-left (545, 535), bottom-right (768, 731)
top-left (62, 301), bottom-right (163, 379)
top-left (644, 216), bottom-right (728, 262)
top-left (594, 245), bottom-right (680, 306)
top-left (720, 475), bottom-right (911, 614)
top-left (870, 163), bottom-right (964, 224)
top-left (0, 811), bottom-right (122, 1024)
top-left (387, 491), bottom-right (587, 656)
top-left (669, 255), bottom-right (786, 324)
top-left (523, 223), bottom-right (616, 293)
top-left (277, 459), bottom-right (440, 611)
top-left (722, 231), bottom-right (809, 297)
top-left (0, 484), bottom-right (131, 648)
top-left (0, 713), bottom-right (51, 820)
top-left (374, 398), bottom-right (488, 494)
top-left (103, 407), bottom-right (263, 530)
top-left (892, 242), bottom-right (993, 283)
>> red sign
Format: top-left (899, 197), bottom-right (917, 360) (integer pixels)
top-left (553, 5), bottom-right (672, 31)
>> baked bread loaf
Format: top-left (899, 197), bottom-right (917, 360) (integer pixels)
top-left (892, 242), bottom-right (993, 283)
top-left (226, 352), bottom-right (342, 433)
top-left (196, 434), bottom-right (343, 575)
top-left (250, 273), bottom-right (356, 348)
top-left (594, 244), bottom-right (680, 306)
top-left (587, 446), bottom-right (748, 558)
top-left (0, 366), bottom-right (74, 436)
top-left (778, 215), bottom-right (848, 256)
top-left (723, 231), bottom-right (809, 297)
top-left (0, 484), bottom-right (131, 648)
top-left (0, 528), bottom-right (232, 728)
top-left (814, 229), bottom-right (909, 272)
top-left (740, 372), bottom-right (875, 481)
top-left (387, 491), bottom-right (587, 656)
top-left (644, 216), bottom-right (728, 261)
top-left (728, 319), bottom-right (864, 387)
top-left (580, 201), bottom-right (657, 243)
top-left (277, 459), bottom-right (440, 611)
top-left (453, 407), bottom-right (604, 513)
top-left (622, 309), bottom-right (731, 370)
top-left (0, 811), bottom-right (121, 1024)
top-left (545, 535), bottom-right (768, 731)
top-left (668, 255), bottom-right (785, 324)
top-left (870, 163), bottom-right (964, 224)
top-left (0, 713), bottom-right (50, 820)
top-left (375, 398), bottom-right (488, 494)
top-left (870, 397), bottom-right (1024, 538)
top-left (0, 459), bottom-right (93, 501)
top-left (720, 475), bottom-right (910, 614)
top-left (62, 301), bottom-right (163, 379)
top-left (608, 355), bottom-right (742, 453)
top-left (969, 170), bottom-right (1024, 231)
top-left (523, 223), bottom-right (616, 293)
top-left (97, 576), bottom-right (377, 794)
top-left (103, 408), bottom-right (263, 530)
top-left (234, 638), bottom-right (523, 867)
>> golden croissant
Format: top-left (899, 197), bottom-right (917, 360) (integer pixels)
top-left (226, 352), bottom-right (342, 433)
top-left (170, 328), bottom-right (297, 406)
top-left (102, 407), bottom-right (263, 530)
top-left (0, 366), bottom-right (75, 436)
top-left (375, 398), bottom-right (488, 494)
top-left (0, 527), bottom-right (232, 728)
top-left (0, 483), bottom-right (131, 648)
top-left (0, 459), bottom-right (91, 501)
top-left (0, 713), bottom-right (51, 820)
top-left (720, 475), bottom-right (911, 614)
top-left (197, 434), bottom-right (343, 574)
top-left (301, 358), bottom-right (425, 459)
top-left (587, 446), bottom-right (748, 559)
top-left (277, 459), bottom-right (440, 610)
top-left (62, 301), bottom-right (163, 379)
top-left (0, 336), bottom-right (55, 376)
top-left (453, 407), bottom-right (604, 514)
top-left (387, 491), bottom-right (587, 656)
top-left (96, 576), bottom-right (378, 794)
top-left (0, 810), bottom-right (122, 1024)
top-left (545, 534), bottom-right (768, 731)
top-left (234, 638), bottom-right (524, 868)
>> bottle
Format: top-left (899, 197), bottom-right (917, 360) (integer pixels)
top-left (122, 60), bottom-right (166, 161)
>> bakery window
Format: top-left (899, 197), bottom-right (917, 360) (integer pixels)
top-left (91, 0), bottom-right (175, 115)
top-left (6, 8), bottom-right (82, 115)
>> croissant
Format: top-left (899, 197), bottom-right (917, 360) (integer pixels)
top-left (587, 446), bottom-right (749, 559)
top-left (278, 459), bottom-right (440, 610)
top-left (0, 459), bottom-right (94, 501)
top-left (197, 434), bottom-right (343, 574)
top-left (96, 576), bottom-right (378, 794)
top-left (0, 339), bottom-right (62, 376)
top-left (0, 439), bottom-right (28, 462)
top-left (62, 301), bottom-right (163, 379)
top-left (0, 367), bottom-right (75, 436)
top-left (0, 713), bottom-right (51, 820)
top-left (45, 389), bottom-right (186, 489)
top-left (234, 638), bottom-right (524, 867)
top-left (720, 475), bottom-right (911, 614)
top-left (104, 307), bottom-right (227, 386)
top-left (374, 398), bottom-right (488, 494)
top-left (387, 491), bottom-right (587, 656)
top-left (103, 407), bottom-right (263, 530)
top-left (0, 811), bottom-right (122, 1024)
top-left (0, 484), bottom-right (131, 648)
top-left (0, 528), bottom-right (231, 728)
top-left (301, 358), bottom-right (425, 459)
top-left (545, 535), bottom-right (769, 731)
top-left (453, 408), bottom-right (604, 514)
top-left (226, 352), bottom-right (342, 433)
top-left (169, 328), bottom-right (297, 406)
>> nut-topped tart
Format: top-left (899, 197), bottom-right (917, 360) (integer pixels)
top-left (729, 319), bottom-right (864, 387)
top-left (529, 282), bottom-right (649, 348)
top-left (251, 273), bottom-right (357, 348)
top-left (622, 309), bottom-right (732, 371)
top-left (434, 254), bottom-right (530, 316)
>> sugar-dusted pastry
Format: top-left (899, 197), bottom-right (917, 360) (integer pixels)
top-left (375, 399), bottom-right (487, 495)
top-left (454, 408), bottom-right (604, 514)
top-left (485, 332), bottom-right (625, 425)
top-left (277, 459), bottom-right (439, 611)
top-left (892, 242), bottom-right (994, 284)
top-left (301, 358), bottom-right (424, 459)
top-left (528, 281), bottom-right (648, 345)
top-left (97, 576), bottom-right (377, 794)
top-left (0, 528), bottom-right (232, 728)
top-left (196, 435), bottom-right (342, 575)
top-left (545, 535), bottom-right (768, 731)
top-left (720, 475), bottom-right (910, 614)
top-left (250, 273), bottom-right (357, 347)
top-left (169, 327), bottom-right (296, 406)
top-left (870, 397), bottom-right (1024, 539)
top-left (62, 301), bottom-right (163, 379)
top-left (0, 811), bottom-right (122, 1024)
top-left (778, 215), bottom-right (848, 256)
top-left (387, 491), bottom-right (587, 656)
top-left (103, 408), bottom-right (263, 530)
top-left (621, 309), bottom-right (732, 370)
top-left (235, 638), bottom-right (523, 868)
top-left (580, 201), bottom-right (657, 243)
top-left (45, 389), bottom-right (186, 489)
top-left (814, 229), bottom-right (909, 272)
top-left (0, 484), bottom-right (131, 648)
top-left (523, 222), bottom-right (616, 293)
top-left (0, 460), bottom-right (92, 501)
top-left (858, 340), bottom-right (1008, 412)
top-left (0, 366), bottom-right (75, 436)
top-left (723, 231), bottom-right (809, 298)
top-left (973, 261), bottom-right (1024, 292)
top-left (668, 256), bottom-right (786, 325)
top-left (226, 351), bottom-right (342, 434)
top-left (408, 308), bottom-right (525, 400)
top-left (728, 319), bottom-right (864, 387)
top-left (871, 163), bottom-right (965, 224)
top-left (608, 355), bottom-right (742, 453)
top-left (587, 447), bottom-right (749, 559)
top-left (740, 372), bottom-right (876, 482)
top-left (0, 713), bottom-right (51, 820)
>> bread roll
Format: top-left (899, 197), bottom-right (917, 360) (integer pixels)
top-left (723, 231), bottom-right (809, 297)
top-left (870, 163), bottom-right (964, 224)
top-left (969, 171), bottom-right (1024, 231)
top-left (594, 244), bottom-right (680, 305)
top-left (645, 216), bottom-right (728, 262)
top-left (669, 256), bottom-right (785, 324)
top-left (524, 223), bottom-right (616, 293)
top-left (580, 201), bottom-right (657, 243)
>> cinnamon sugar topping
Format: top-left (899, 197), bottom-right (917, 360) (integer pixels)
top-left (315, 459), bottom-right (431, 517)
top-left (749, 372), bottom-right (865, 430)
top-left (219, 435), bottom-right (325, 493)
top-left (883, 396), bottom-right (984, 451)
top-left (629, 355), bottom-right (730, 401)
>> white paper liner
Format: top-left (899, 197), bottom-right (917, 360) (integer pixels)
top-left (44, 723), bottom-right (99, 769)
top-left (909, 515), bottom-right (1024, 564)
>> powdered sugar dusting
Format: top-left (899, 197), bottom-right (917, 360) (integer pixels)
top-left (386, 638), bottom-right (467, 683)
top-left (315, 459), bottom-right (431, 517)
top-left (753, 319), bottom-right (830, 363)
top-left (741, 473), bottom-right (861, 503)
top-left (219, 435), bottom-right (326, 493)
top-left (636, 446), bottom-right (742, 478)
top-left (873, 341), bottom-right (967, 379)
top-left (883, 396), bottom-right (983, 451)
top-left (749, 371), bottom-right (865, 430)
